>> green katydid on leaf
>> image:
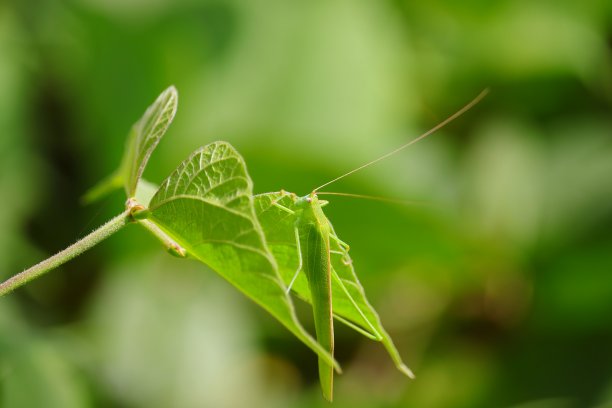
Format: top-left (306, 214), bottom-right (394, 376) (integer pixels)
top-left (254, 192), bottom-right (415, 390)
top-left (144, 141), bottom-right (340, 372)
top-left (83, 86), bottom-right (178, 203)
top-left (250, 89), bottom-right (489, 399)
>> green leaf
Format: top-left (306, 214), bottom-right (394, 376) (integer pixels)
top-left (123, 86), bottom-right (178, 197)
top-left (254, 192), bottom-right (414, 378)
top-left (146, 142), bottom-right (339, 371)
top-left (83, 86), bottom-right (178, 202)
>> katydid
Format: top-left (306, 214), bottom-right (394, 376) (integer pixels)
top-left (254, 89), bottom-right (489, 401)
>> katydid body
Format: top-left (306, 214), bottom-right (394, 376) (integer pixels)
top-left (295, 194), bottom-right (335, 401)
top-left (274, 193), bottom-right (337, 400)
top-left (261, 188), bottom-right (405, 401)
top-left (269, 191), bottom-right (383, 401)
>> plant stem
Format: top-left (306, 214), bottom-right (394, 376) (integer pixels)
top-left (137, 219), bottom-right (187, 258)
top-left (0, 210), bottom-right (131, 297)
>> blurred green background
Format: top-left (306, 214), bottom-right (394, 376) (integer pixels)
top-left (1, 1), bottom-right (612, 407)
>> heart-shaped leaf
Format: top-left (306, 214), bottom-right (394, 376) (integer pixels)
top-left (254, 192), bottom-right (414, 378)
top-left (146, 142), bottom-right (339, 371)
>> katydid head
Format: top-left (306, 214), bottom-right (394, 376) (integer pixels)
top-left (295, 192), bottom-right (329, 210)
top-left (296, 191), bottom-right (320, 208)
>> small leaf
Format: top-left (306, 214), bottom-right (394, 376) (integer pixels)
top-left (255, 192), bottom-right (414, 378)
top-left (82, 86), bottom-right (178, 203)
top-left (146, 142), bottom-right (339, 371)
top-left (123, 86), bottom-right (178, 197)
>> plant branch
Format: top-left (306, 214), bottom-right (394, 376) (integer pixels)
top-left (0, 210), bottom-right (132, 297)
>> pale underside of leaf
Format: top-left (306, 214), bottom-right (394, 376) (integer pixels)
top-left (83, 86), bottom-right (178, 203)
top-left (124, 86), bottom-right (178, 197)
top-left (147, 142), bottom-right (339, 372)
top-left (254, 192), bottom-right (414, 378)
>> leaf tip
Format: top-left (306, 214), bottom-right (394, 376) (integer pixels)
top-left (399, 363), bottom-right (415, 379)
top-left (164, 85), bottom-right (178, 104)
top-left (164, 85), bottom-right (179, 118)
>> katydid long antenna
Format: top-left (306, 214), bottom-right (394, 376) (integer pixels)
top-left (315, 192), bottom-right (430, 207)
top-left (313, 88), bottom-right (490, 193)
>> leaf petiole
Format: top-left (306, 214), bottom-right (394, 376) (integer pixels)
top-left (137, 219), bottom-right (187, 258)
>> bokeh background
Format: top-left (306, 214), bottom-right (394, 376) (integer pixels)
top-left (1, 1), bottom-right (612, 407)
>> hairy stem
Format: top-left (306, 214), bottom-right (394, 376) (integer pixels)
top-left (137, 219), bottom-right (187, 258)
top-left (0, 210), bottom-right (131, 297)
